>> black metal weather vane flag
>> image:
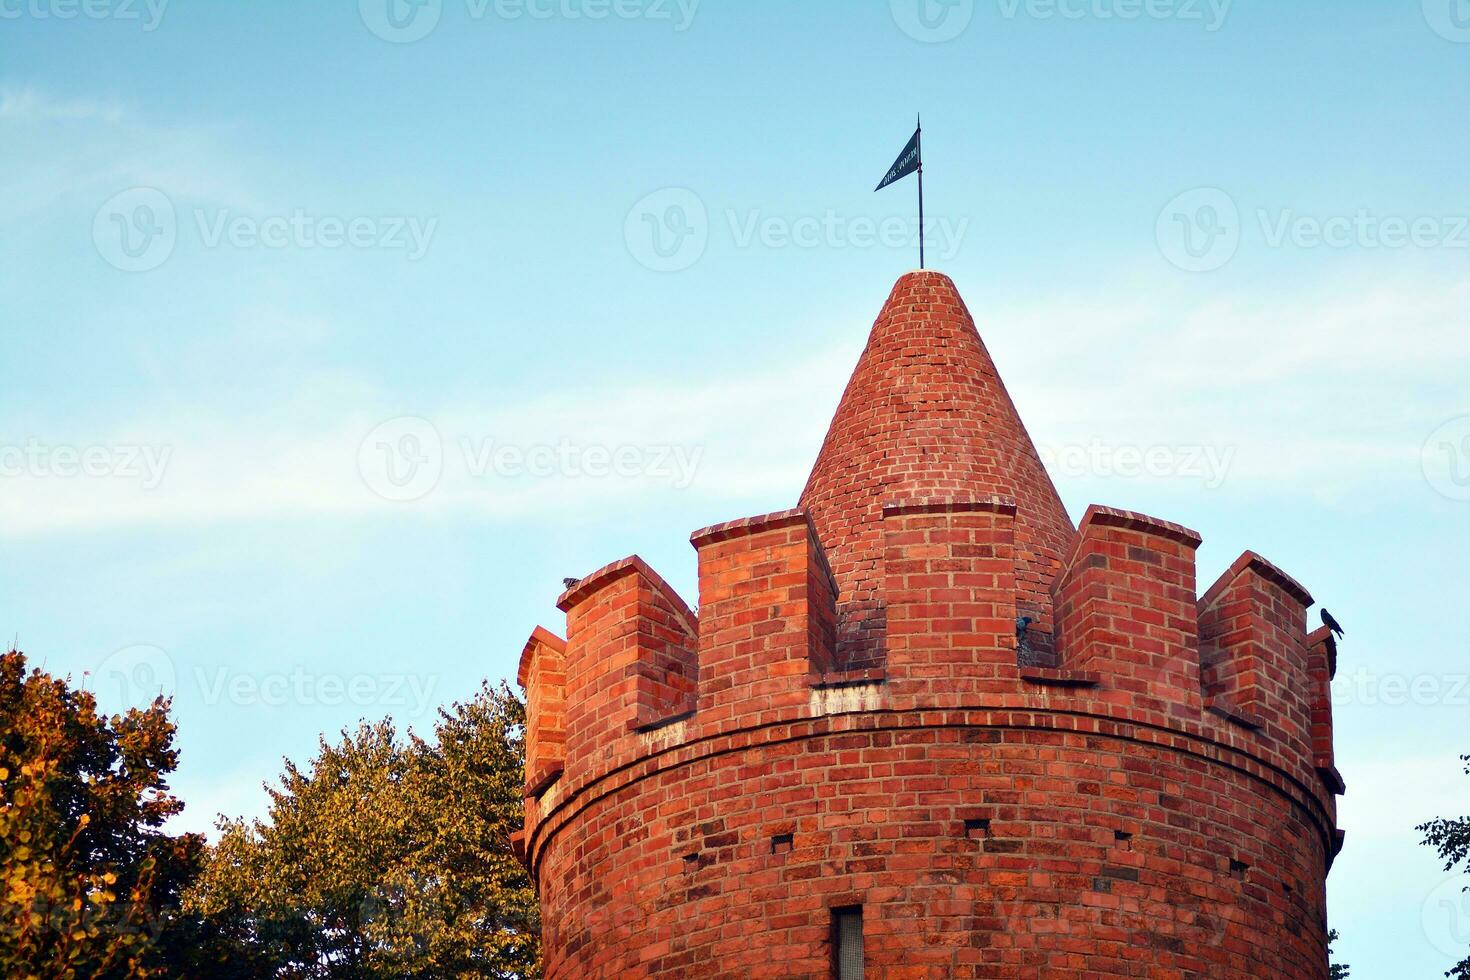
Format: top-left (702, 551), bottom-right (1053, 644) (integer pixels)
top-left (874, 114), bottom-right (924, 268)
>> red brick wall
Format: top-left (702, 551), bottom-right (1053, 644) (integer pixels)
top-left (532, 718), bottom-right (1331, 979)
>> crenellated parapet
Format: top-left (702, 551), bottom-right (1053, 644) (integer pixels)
top-left (518, 498), bottom-right (1344, 867)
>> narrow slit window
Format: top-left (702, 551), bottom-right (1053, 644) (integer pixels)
top-left (831, 906), bottom-right (863, 980)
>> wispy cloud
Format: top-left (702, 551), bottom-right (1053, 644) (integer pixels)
top-left (2, 268), bottom-right (1465, 538)
top-left (0, 85), bottom-right (262, 225)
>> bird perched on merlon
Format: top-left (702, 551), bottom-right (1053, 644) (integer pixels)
top-left (562, 577), bottom-right (580, 590)
top-left (1320, 608), bottom-right (1345, 639)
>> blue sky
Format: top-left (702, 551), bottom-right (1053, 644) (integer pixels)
top-left (3, 0), bottom-right (1470, 973)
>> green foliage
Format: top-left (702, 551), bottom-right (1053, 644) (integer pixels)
top-left (1327, 929), bottom-right (1349, 979)
top-left (0, 648), bottom-right (204, 979)
top-left (184, 682), bottom-right (539, 979)
top-left (1420, 755), bottom-right (1470, 979)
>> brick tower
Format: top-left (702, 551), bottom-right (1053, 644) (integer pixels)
top-left (514, 271), bottom-right (1345, 978)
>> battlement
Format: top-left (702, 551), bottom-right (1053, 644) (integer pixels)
top-left (519, 498), bottom-right (1342, 817)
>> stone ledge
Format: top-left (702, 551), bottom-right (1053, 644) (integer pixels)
top-left (810, 668), bottom-right (887, 689)
top-left (1316, 764), bottom-right (1347, 796)
top-left (1019, 667), bottom-right (1101, 688)
top-left (1205, 695), bottom-right (1264, 731)
top-left (881, 495), bottom-right (1018, 518)
top-left (524, 762), bottom-right (564, 799)
top-left (629, 708), bottom-right (696, 734)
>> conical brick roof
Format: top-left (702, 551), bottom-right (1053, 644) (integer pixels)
top-left (799, 270), bottom-right (1074, 668)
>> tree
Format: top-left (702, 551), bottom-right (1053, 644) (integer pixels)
top-left (1421, 755), bottom-right (1470, 979)
top-left (1327, 929), bottom-right (1349, 979)
top-left (0, 648), bottom-right (204, 979)
top-left (184, 682), bottom-right (539, 979)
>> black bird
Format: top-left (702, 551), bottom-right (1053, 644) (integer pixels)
top-left (562, 577), bottom-right (580, 590)
top-left (1320, 608), bottom-right (1345, 639)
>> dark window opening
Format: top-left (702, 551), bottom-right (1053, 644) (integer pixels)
top-left (831, 906), bottom-right (863, 980)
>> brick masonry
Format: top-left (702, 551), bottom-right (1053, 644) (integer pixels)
top-left (515, 271), bottom-right (1344, 978)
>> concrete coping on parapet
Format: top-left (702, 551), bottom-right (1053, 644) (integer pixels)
top-left (555, 555), bottom-right (699, 634)
top-left (881, 494), bottom-right (1018, 518)
top-left (689, 508), bottom-right (840, 601)
top-left (1199, 549), bottom-right (1315, 611)
top-left (517, 625), bottom-right (567, 688)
